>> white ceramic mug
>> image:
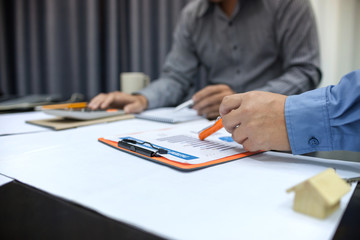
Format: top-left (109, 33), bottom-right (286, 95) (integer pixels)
top-left (120, 72), bottom-right (150, 94)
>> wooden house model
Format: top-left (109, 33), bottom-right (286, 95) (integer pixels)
top-left (286, 168), bottom-right (351, 219)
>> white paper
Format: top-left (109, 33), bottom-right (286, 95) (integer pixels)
top-left (104, 122), bottom-right (246, 164)
top-left (0, 111), bottom-right (52, 136)
top-left (135, 107), bottom-right (203, 123)
top-left (0, 174), bottom-right (13, 186)
top-left (1, 118), bottom-right (360, 240)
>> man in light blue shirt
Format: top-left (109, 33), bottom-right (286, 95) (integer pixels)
top-left (220, 70), bottom-right (360, 154)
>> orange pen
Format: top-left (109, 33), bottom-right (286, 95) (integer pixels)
top-left (198, 117), bottom-right (223, 140)
top-left (106, 109), bottom-right (120, 112)
top-left (39, 102), bottom-right (88, 110)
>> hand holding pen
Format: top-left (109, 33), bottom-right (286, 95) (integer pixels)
top-left (192, 84), bottom-right (235, 119)
top-left (219, 92), bottom-right (290, 152)
top-left (174, 84), bottom-right (235, 120)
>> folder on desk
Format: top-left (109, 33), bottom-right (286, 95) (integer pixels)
top-left (26, 102), bottom-right (133, 130)
top-left (27, 114), bottom-right (134, 130)
top-left (98, 123), bottom-right (261, 171)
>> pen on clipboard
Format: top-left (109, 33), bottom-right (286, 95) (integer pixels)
top-left (173, 99), bottom-right (194, 112)
top-left (198, 117), bottom-right (223, 140)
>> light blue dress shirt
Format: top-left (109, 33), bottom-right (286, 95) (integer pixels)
top-left (285, 70), bottom-right (360, 154)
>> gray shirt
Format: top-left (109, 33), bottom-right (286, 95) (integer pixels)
top-left (138, 0), bottom-right (321, 109)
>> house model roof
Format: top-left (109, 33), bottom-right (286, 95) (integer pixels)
top-left (287, 168), bottom-right (351, 206)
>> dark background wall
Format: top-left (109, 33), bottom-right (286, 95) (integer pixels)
top-left (0, 0), bottom-right (189, 100)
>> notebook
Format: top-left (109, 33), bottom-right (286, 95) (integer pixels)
top-left (135, 107), bottom-right (203, 123)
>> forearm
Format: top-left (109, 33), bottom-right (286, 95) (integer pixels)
top-left (285, 70), bottom-right (360, 154)
top-left (256, 65), bottom-right (321, 95)
top-left (137, 77), bottom-right (190, 109)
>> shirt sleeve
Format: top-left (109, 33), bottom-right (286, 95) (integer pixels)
top-left (137, 4), bottom-right (199, 109)
top-left (285, 70), bottom-right (360, 154)
top-left (256, 0), bottom-right (321, 95)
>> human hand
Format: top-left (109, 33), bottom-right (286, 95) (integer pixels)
top-left (88, 91), bottom-right (148, 114)
top-left (192, 84), bottom-right (235, 119)
top-left (219, 91), bottom-right (291, 152)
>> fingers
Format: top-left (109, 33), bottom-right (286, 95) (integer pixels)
top-left (123, 101), bottom-right (144, 113)
top-left (219, 94), bottom-right (243, 116)
top-left (100, 93), bottom-right (116, 109)
top-left (196, 103), bottom-right (219, 116)
top-left (193, 84), bottom-right (235, 117)
top-left (194, 93), bottom-right (223, 114)
top-left (221, 91), bottom-right (291, 152)
top-left (231, 124), bottom-right (266, 152)
top-left (231, 124), bottom-right (247, 145)
top-left (193, 84), bottom-right (230, 102)
top-left (204, 108), bottom-right (220, 120)
top-left (123, 95), bottom-right (148, 113)
top-left (232, 125), bottom-right (267, 152)
top-left (221, 103), bottom-right (243, 133)
top-left (240, 139), bottom-right (261, 152)
top-left (88, 92), bottom-right (148, 113)
top-left (123, 102), bottom-right (140, 114)
top-left (88, 92), bottom-right (123, 110)
top-left (88, 93), bottom-right (108, 110)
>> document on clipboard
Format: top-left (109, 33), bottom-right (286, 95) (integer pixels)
top-left (98, 122), bottom-right (261, 171)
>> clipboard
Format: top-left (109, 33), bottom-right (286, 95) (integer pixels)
top-left (98, 138), bottom-right (262, 171)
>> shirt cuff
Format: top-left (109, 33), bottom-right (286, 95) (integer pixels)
top-left (285, 87), bottom-right (332, 154)
top-left (136, 88), bottom-right (157, 109)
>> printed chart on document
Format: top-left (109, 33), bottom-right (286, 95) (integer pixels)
top-left (104, 122), bottom-right (246, 165)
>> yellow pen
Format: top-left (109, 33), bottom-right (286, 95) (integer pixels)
top-left (198, 117), bottom-right (223, 140)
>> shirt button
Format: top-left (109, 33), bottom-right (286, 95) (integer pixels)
top-left (228, 21), bottom-right (233, 26)
top-left (233, 45), bottom-right (237, 50)
top-left (308, 137), bottom-right (319, 146)
top-left (236, 69), bottom-right (240, 74)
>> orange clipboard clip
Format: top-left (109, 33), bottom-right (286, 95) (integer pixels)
top-left (198, 117), bottom-right (223, 140)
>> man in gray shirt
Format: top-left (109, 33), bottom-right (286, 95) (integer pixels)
top-left (89, 0), bottom-right (321, 119)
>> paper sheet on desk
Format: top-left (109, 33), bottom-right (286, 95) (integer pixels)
top-left (0, 174), bottom-right (13, 186)
top-left (104, 122), bottom-right (246, 164)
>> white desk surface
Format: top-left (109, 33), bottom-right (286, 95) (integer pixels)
top-left (0, 174), bottom-right (13, 187)
top-left (0, 113), bottom-right (360, 240)
top-left (0, 111), bottom-right (51, 136)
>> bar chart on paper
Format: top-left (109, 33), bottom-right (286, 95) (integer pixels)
top-left (156, 135), bottom-right (237, 151)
